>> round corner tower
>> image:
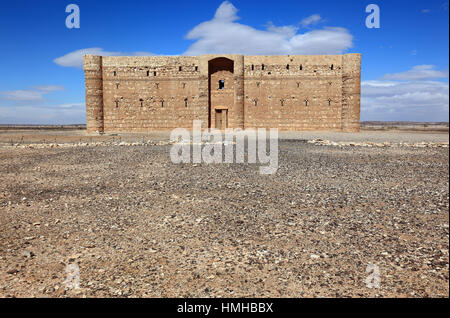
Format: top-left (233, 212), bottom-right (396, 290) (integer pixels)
top-left (83, 55), bottom-right (104, 134)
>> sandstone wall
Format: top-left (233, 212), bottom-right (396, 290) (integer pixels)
top-left (244, 55), bottom-right (347, 131)
top-left (101, 56), bottom-right (202, 131)
top-left (83, 54), bottom-right (361, 133)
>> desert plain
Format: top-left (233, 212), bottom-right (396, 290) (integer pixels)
top-left (0, 127), bottom-right (448, 298)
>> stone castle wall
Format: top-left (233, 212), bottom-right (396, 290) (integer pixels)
top-left (83, 54), bottom-right (361, 133)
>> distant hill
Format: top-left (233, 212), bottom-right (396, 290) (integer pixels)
top-left (361, 121), bottom-right (448, 132)
top-left (0, 124), bottom-right (86, 131)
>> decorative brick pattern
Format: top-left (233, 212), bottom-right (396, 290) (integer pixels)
top-left (83, 54), bottom-right (361, 133)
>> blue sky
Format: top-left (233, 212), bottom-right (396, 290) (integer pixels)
top-left (0, 0), bottom-right (448, 124)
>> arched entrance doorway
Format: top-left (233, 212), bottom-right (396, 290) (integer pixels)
top-left (208, 57), bottom-right (234, 129)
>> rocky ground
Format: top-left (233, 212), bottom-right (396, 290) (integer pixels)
top-left (0, 131), bottom-right (448, 298)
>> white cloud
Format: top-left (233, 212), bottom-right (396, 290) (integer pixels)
top-left (213, 0), bottom-right (238, 21)
top-left (32, 85), bottom-right (65, 92)
top-left (362, 80), bottom-right (449, 121)
top-left (59, 103), bottom-right (85, 108)
top-left (300, 14), bottom-right (323, 27)
top-left (1, 90), bottom-right (45, 102)
top-left (0, 85), bottom-right (83, 124)
top-left (266, 22), bottom-right (297, 38)
top-left (0, 86), bottom-right (64, 102)
top-left (184, 1), bottom-right (352, 56)
top-left (421, 9), bottom-right (432, 13)
top-left (383, 65), bottom-right (449, 81)
top-left (0, 103), bottom-right (85, 125)
top-left (54, 48), bottom-right (155, 69)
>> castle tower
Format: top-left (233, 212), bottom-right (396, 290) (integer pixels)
top-left (83, 55), bottom-right (104, 133)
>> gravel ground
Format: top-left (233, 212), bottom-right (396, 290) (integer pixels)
top-left (0, 129), bottom-right (448, 145)
top-left (279, 131), bottom-right (449, 143)
top-left (0, 132), bottom-right (448, 298)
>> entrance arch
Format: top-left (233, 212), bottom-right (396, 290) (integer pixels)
top-left (208, 57), bottom-right (234, 129)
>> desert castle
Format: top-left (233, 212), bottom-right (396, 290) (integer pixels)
top-left (83, 54), bottom-right (361, 133)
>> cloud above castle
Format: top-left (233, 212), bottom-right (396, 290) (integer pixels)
top-left (183, 1), bottom-right (353, 56)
